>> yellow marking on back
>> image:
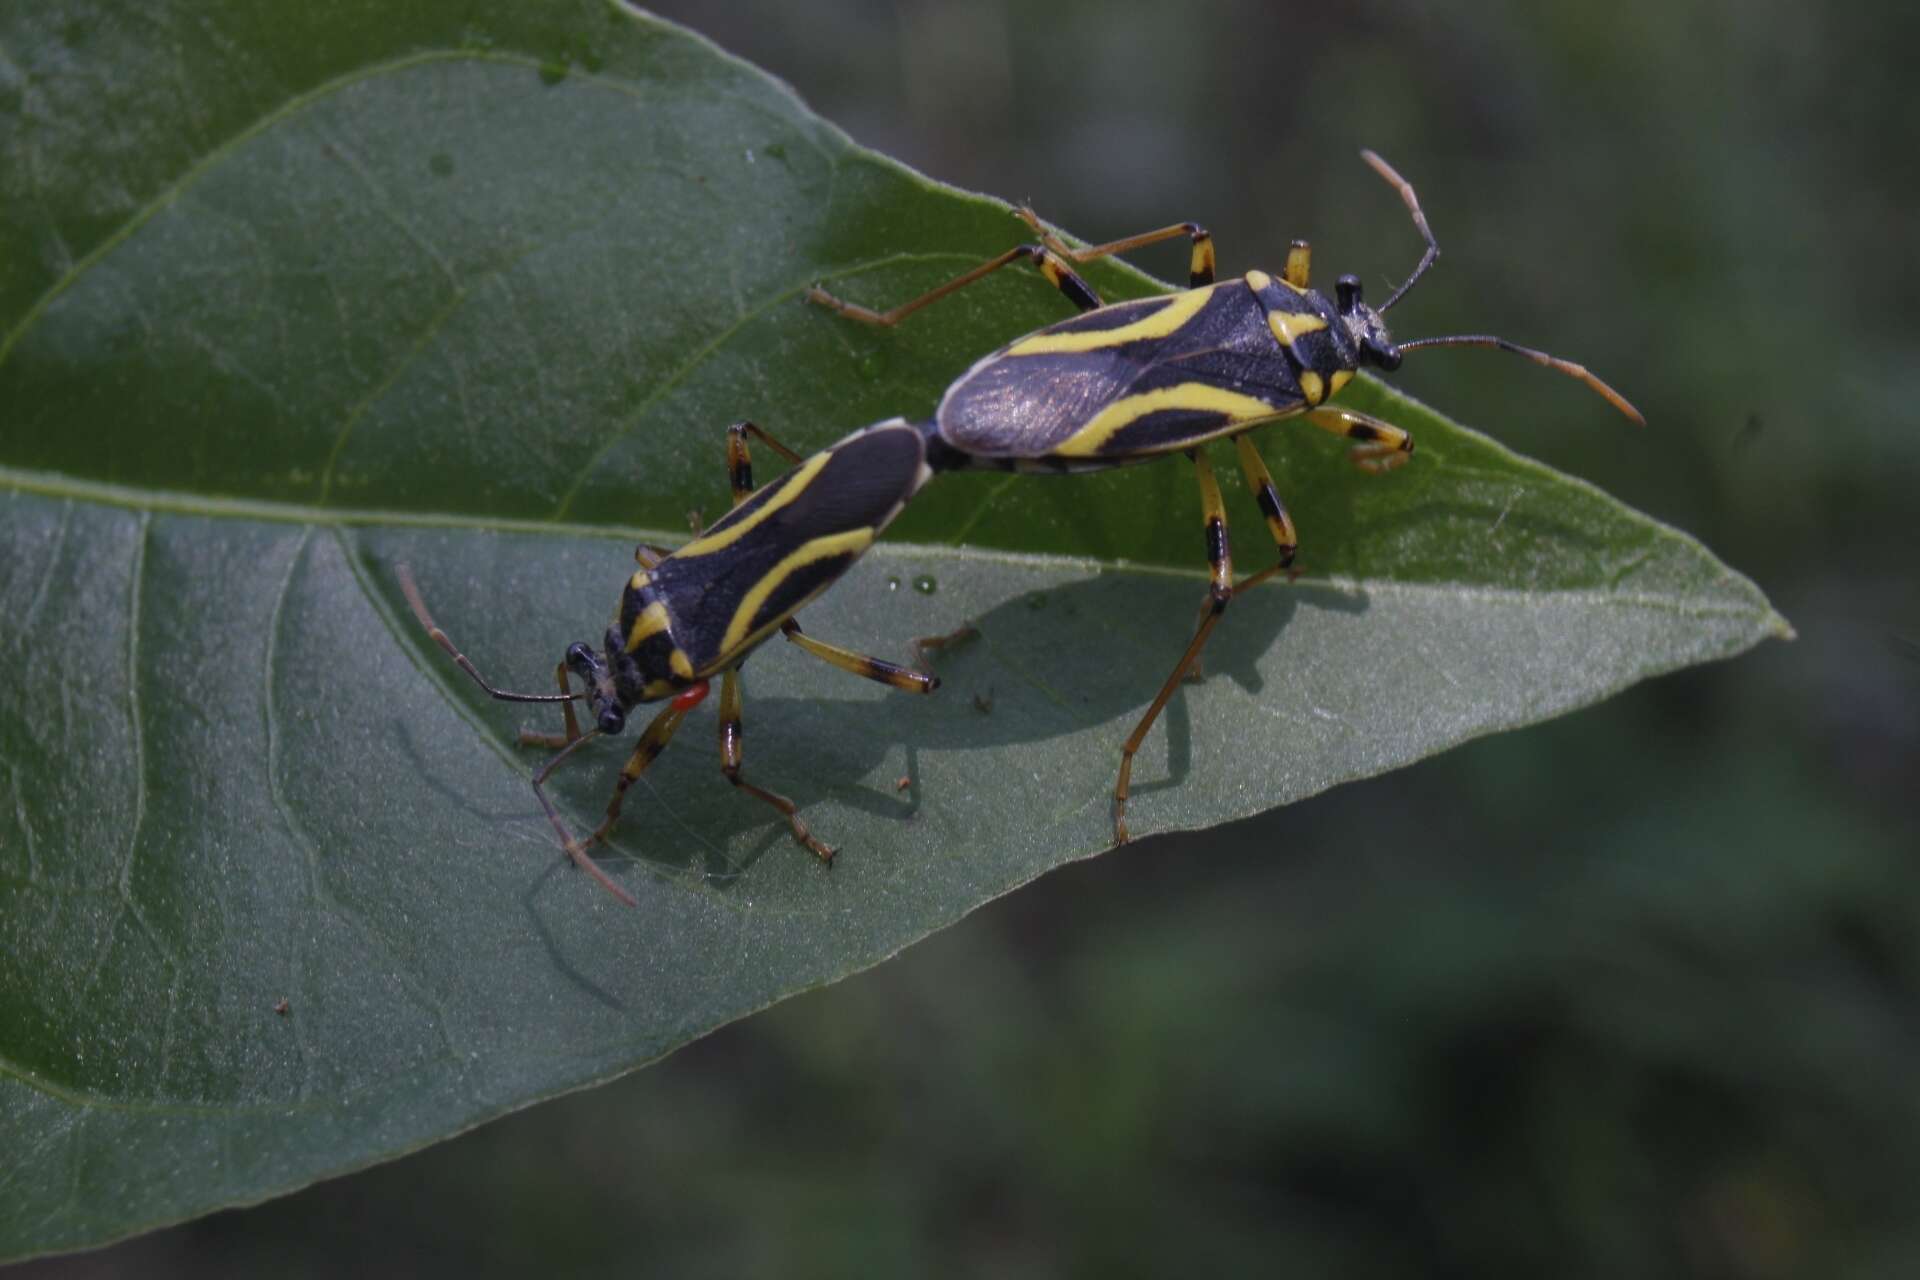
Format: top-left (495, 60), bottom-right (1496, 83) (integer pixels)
top-left (629, 569), bottom-right (651, 592)
top-left (1299, 370), bottom-right (1326, 404)
top-left (1267, 309), bottom-right (1328, 348)
top-left (1244, 269), bottom-right (1273, 292)
top-left (1329, 369), bottom-right (1353, 397)
top-left (669, 648), bottom-right (695, 680)
top-left (1005, 285), bottom-right (1217, 356)
top-left (623, 600), bottom-right (671, 654)
top-left (673, 451), bottom-right (833, 559)
top-left (718, 529), bottom-right (875, 657)
top-left (1055, 383), bottom-right (1289, 458)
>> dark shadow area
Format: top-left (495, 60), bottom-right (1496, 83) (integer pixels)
top-left (383, 563), bottom-right (1352, 897)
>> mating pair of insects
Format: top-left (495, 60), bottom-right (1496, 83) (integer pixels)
top-left (400, 152), bottom-right (1641, 907)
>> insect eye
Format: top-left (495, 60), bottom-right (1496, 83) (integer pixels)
top-left (1363, 336), bottom-right (1403, 371)
top-left (1335, 274), bottom-right (1364, 314)
top-left (597, 706), bottom-right (626, 735)
top-left (566, 642), bottom-right (603, 680)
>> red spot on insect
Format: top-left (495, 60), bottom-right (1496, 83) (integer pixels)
top-left (672, 681), bottom-right (711, 711)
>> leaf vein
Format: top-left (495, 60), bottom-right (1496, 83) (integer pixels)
top-left (546, 249), bottom-right (1001, 522)
top-left (117, 512), bottom-right (151, 905)
top-left (18, 495), bottom-right (71, 643)
top-left (0, 47), bottom-right (629, 370)
top-left (315, 119), bottom-right (460, 286)
top-left (317, 283), bottom-right (471, 506)
top-left (281, 529), bottom-right (466, 1072)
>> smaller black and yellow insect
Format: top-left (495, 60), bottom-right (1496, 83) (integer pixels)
top-left (399, 418), bottom-right (937, 906)
top-left (809, 150), bottom-right (1643, 842)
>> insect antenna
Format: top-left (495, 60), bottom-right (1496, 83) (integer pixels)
top-left (1359, 149), bottom-right (1644, 424)
top-left (395, 563), bottom-right (587, 703)
top-left (1396, 333), bottom-right (1646, 424)
top-left (1359, 149), bottom-right (1438, 314)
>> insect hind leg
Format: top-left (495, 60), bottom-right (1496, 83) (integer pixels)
top-left (780, 619), bottom-right (939, 694)
top-left (1113, 448), bottom-right (1235, 844)
top-left (716, 668), bottom-right (835, 864)
top-left (724, 420), bottom-right (808, 507)
top-left (808, 240), bottom-right (1103, 326)
top-left (1015, 206), bottom-right (1217, 288)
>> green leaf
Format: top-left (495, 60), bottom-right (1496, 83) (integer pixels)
top-left (0, 2), bottom-right (1785, 1259)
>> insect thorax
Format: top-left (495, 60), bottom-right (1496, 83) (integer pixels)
top-left (614, 575), bottom-right (695, 704)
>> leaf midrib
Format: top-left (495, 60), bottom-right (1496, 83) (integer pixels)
top-left (0, 460), bottom-right (1784, 624)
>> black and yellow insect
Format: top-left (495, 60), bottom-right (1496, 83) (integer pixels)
top-left (808, 150), bottom-right (1643, 842)
top-left (399, 417), bottom-right (938, 906)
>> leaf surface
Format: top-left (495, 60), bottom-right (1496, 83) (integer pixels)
top-left (0, 2), bottom-right (1785, 1258)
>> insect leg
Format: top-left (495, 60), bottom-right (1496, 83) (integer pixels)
top-left (1303, 406), bottom-right (1415, 474)
top-left (780, 619), bottom-right (939, 694)
top-left (399, 563), bottom-right (636, 906)
top-left (1282, 240), bottom-right (1312, 290)
top-left (577, 692), bottom-right (703, 857)
top-left (526, 731), bottom-right (637, 908)
top-left (716, 668), bottom-right (836, 863)
top-left (724, 420), bottom-right (808, 507)
top-left (1232, 434), bottom-right (1300, 578)
top-left (1113, 449), bottom-right (1235, 844)
top-left (807, 241), bottom-right (1103, 327)
top-left (910, 621), bottom-right (979, 672)
top-left (1014, 207), bottom-right (1217, 287)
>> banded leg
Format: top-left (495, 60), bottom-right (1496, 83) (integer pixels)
top-left (808, 240), bottom-right (1104, 327)
top-left (1232, 433), bottom-right (1300, 585)
top-left (577, 684), bottom-right (708, 852)
top-left (1014, 207), bottom-right (1217, 287)
top-left (725, 420), bottom-right (806, 507)
top-left (528, 680), bottom-right (712, 908)
top-left (1304, 406), bottom-right (1415, 474)
top-left (1282, 239), bottom-right (1312, 290)
top-left (1113, 449), bottom-right (1236, 844)
top-left (716, 668), bottom-right (836, 863)
top-left (781, 619), bottom-right (939, 694)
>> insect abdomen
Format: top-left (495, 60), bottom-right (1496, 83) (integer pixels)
top-left (933, 278), bottom-right (1311, 466)
top-left (645, 418), bottom-right (931, 675)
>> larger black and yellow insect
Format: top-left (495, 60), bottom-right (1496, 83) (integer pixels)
top-left (808, 150), bottom-right (1644, 842)
top-left (399, 418), bottom-right (938, 906)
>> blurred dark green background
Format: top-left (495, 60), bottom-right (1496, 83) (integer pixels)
top-left (24, 2), bottom-right (1915, 1276)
